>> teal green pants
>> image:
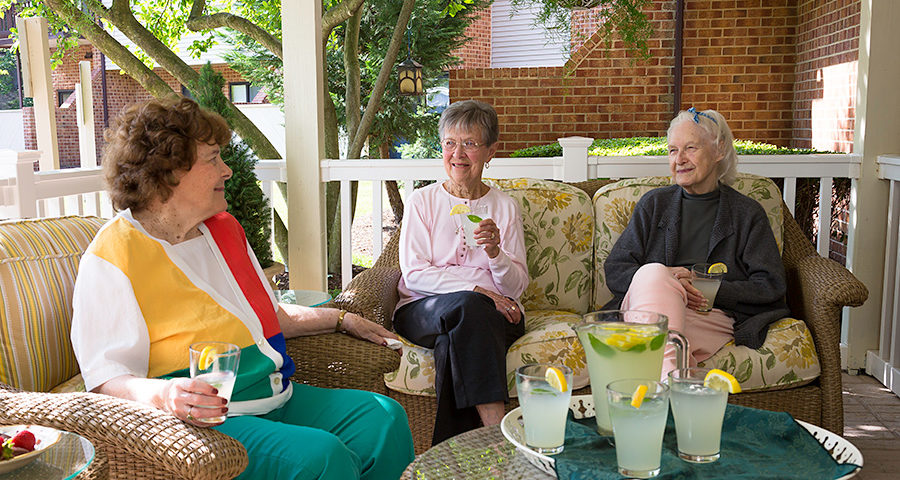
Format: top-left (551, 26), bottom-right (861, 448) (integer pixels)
top-left (214, 382), bottom-right (414, 479)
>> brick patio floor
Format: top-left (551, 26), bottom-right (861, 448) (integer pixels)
top-left (842, 372), bottom-right (900, 479)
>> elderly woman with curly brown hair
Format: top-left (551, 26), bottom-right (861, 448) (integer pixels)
top-left (70, 97), bottom-right (413, 480)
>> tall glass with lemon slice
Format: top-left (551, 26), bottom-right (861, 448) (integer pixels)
top-left (607, 378), bottom-right (669, 478)
top-left (189, 342), bottom-right (240, 423)
top-left (691, 263), bottom-right (726, 312)
top-left (515, 364), bottom-right (573, 454)
top-left (668, 367), bottom-right (740, 463)
top-left (574, 310), bottom-right (686, 434)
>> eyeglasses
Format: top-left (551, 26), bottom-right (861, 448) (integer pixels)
top-left (688, 107), bottom-right (718, 125)
top-left (441, 139), bottom-right (484, 151)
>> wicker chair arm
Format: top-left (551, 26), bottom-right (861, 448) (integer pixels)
top-left (334, 266), bottom-right (402, 330)
top-left (787, 253), bottom-right (869, 324)
top-left (0, 387), bottom-right (247, 480)
top-left (286, 333), bottom-right (400, 392)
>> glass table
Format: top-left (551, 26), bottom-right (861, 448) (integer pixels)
top-left (274, 289), bottom-right (332, 307)
top-left (0, 430), bottom-right (99, 480)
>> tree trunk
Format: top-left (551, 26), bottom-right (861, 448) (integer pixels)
top-left (378, 142), bottom-right (404, 221)
top-left (98, 0), bottom-right (280, 159)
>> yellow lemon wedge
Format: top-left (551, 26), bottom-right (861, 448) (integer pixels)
top-left (704, 368), bottom-right (741, 393)
top-left (198, 345), bottom-right (218, 371)
top-left (630, 383), bottom-right (649, 409)
top-left (707, 262), bottom-right (728, 274)
top-left (544, 366), bottom-right (568, 393)
top-left (449, 204), bottom-right (471, 215)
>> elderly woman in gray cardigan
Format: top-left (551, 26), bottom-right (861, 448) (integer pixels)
top-left (603, 108), bottom-right (789, 377)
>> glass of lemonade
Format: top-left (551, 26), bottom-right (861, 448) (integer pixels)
top-left (668, 367), bottom-right (728, 463)
top-left (461, 204), bottom-right (489, 247)
top-left (189, 341), bottom-right (240, 423)
top-left (574, 311), bottom-right (684, 434)
top-left (607, 379), bottom-right (670, 479)
top-left (691, 263), bottom-right (724, 312)
top-left (515, 363), bottom-right (573, 455)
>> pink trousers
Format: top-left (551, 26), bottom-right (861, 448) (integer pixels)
top-left (621, 263), bottom-right (734, 379)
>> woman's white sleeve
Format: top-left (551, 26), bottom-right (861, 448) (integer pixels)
top-left (71, 253), bottom-right (151, 392)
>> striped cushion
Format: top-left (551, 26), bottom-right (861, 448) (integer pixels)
top-left (0, 217), bottom-right (105, 392)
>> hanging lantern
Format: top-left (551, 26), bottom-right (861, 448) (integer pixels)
top-left (397, 57), bottom-right (423, 96)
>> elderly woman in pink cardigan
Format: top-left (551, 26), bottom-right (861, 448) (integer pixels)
top-left (393, 100), bottom-right (529, 445)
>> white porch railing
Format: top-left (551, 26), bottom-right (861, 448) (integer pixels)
top-left (1, 141), bottom-right (863, 294)
top-left (309, 138), bottom-right (862, 288)
top-left (0, 150), bottom-right (113, 219)
top-left (872, 154), bottom-right (900, 396)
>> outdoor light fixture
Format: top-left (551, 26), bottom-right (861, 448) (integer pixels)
top-left (397, 27), bottom-right (424, 96)
top-left (397, 57), bottom-right (423, 95)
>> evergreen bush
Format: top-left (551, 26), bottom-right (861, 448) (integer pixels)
top-left (192, 63), bottom-right (273, 268)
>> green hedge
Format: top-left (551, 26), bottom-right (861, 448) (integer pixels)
top-left (510, 137), bottom-right (835, 157)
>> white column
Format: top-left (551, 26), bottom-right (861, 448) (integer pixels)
top-left (845, 0), bottom-right (900, 371)
top-left (282, 2), bottom-right (327, 290)
top-left (18, 17), bottom-right (59, 170)
top-left (558, 136), bottom-right (593, 182)
top-left (76, 61), bottom-right (97, 168)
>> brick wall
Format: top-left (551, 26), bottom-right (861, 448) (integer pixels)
top-left (792, 0), bottom-right (859, 153)
top-left (452, 9), bottom-right (491, 68)
top-left (452, 1), bottom-right (858, 158)
top-left (451, 0), bottom-right (677, 156)
top-left (24, 48), bottom-right (253, 169)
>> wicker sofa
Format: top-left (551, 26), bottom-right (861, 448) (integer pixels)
top-left (0, 216), bottom-right (400, 479)
top-left (334, 175), bottom-right (868, 453)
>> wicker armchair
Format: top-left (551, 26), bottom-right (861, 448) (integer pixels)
top-left (336, 179), bottom-right (868, 453)
top-left (0, 216), bottom-right (401, 479)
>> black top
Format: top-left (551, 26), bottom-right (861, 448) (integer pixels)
top-left (675, 188), bottom-right (720, 267)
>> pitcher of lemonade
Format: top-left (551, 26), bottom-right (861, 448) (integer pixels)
top-left (573, 310), bottom-right (688, 434)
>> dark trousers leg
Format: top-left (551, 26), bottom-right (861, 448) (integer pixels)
top-left (394, 291), bottom-right (525, 445)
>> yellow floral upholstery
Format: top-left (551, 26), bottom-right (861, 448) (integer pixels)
top-left (699, 318), bottom-right (821, 391)
top-left (487, 178), bottom-right (594, 314)
top-left (592, 173), bottom-right (784, 309)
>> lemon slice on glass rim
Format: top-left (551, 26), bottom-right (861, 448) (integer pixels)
top-left (544, 366), bottom-right (568, 393)
top-left (707, 262), bottom-right (728, 274)
top-left (198, 345), bottom-right (218, 371)
top-left (630, 383), bottom-right (649, 408)
top-left (704, 368), bottom-right (741, 393)
top-left (449, 204), bottom-right (471, 215)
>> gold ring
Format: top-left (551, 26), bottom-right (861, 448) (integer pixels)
top-left (186, 406), bottom-right (195, 421)
top-left (511, 306), bottom-right (517, 311)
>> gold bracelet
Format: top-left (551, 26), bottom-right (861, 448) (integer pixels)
top-left (335, 309), bottom-right (347, 333)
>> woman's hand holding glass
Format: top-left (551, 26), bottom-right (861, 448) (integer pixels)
top-left (474, 218), bottom-right (502, 258)
top-left (474, 285), bottom-right (521, 324)
top-left (162, 377), bottom-right (227, 427)
top-left (668, 266), bottom-right (707, 311)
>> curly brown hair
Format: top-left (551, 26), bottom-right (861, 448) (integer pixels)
top-left (102, 97), bottom-right (231, 211)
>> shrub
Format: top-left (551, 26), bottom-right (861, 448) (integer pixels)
top-left (511, 137), bottom-right (834, 157)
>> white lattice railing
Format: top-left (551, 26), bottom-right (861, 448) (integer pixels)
top-left (872, 154), bottom-right (900, 396)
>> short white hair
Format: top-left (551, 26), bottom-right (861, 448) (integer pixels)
top-left (667, 108), bottom-right (738, 186)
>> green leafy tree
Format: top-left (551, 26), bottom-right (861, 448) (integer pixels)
top-left (0, 49), bottom-right (20, 109)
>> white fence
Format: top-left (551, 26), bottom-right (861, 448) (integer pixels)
top-left (872, 154), bottom-right (900, 396)
top-left (1, 140), bottom-right (862, 292)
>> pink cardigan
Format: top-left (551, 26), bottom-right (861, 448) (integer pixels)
top-left (396, 182), bottom-right (529, 312)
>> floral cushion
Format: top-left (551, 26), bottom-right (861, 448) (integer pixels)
top-left (592, 173), bottom-right (784, 309)
top-left (698, 317), bottom-right (820, 392)
top-left (384, 310), bottom-right (591, 398)
top-left (488, 178), bottom-right (594, 314)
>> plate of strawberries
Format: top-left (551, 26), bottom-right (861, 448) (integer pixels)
top-left (0, 425), bottom-right (62, 474)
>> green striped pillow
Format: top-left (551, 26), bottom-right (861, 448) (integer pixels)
top-left (0, 217), bottom-right (105, 392)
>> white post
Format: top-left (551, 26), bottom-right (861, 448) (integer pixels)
top-left (817, 177), bottom-right (833, 258)
top-left (13, 151), bottom-right (40, 218)
top-left (282, 2), bottom-right (327, 290)
top-left (558, 136), bottom-right (594, 182)
top-left (372, 180), bottom-right (383, 258)
top-left (847, 0), bottom-right (900, 372)
top-left (76, 61), bottom-right (97, 167)
top-left (18, 17), bottom-right (60, 170)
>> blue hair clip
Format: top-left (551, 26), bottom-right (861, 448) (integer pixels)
top-left (688, 107), bottom-right (718, 125)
